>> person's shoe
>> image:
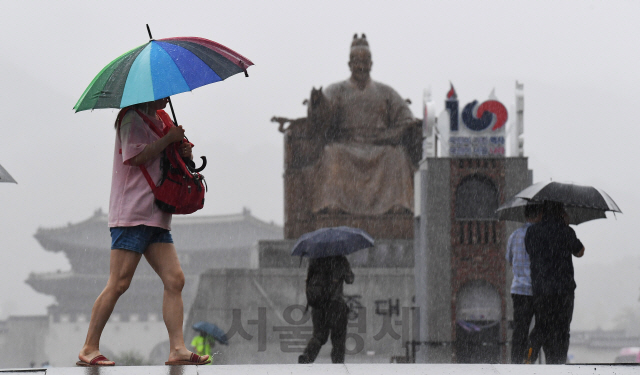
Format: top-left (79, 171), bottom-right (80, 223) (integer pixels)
top-left (524, 347), bottom-right (533, 364)
top-left (76, 354), bottom-right (115, 367)
top-left (298, 354), bottom-right (312, 364)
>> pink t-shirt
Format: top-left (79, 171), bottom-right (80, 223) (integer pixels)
top-left (108, 110), bottom-right (172, 230)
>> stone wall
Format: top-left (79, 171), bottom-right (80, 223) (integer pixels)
top-left (0, 316), bottom-right (48, 368)
top-left (185, 266), bottom-right (417, 364)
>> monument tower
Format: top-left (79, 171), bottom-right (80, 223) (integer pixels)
top-left (414, 83), bottom-right (532, 363)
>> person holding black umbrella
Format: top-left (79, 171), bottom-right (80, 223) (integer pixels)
top-left (291, 226), bottom-right (372, 363)
top-left (524, 201), bottom-right (585, 364)
top-left (298, 255), bottom-right (355, 364)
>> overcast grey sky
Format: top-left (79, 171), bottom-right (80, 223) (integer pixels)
top-left (1, 0), bottom-right (639, 329)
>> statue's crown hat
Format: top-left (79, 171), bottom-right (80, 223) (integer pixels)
top-left (351, 33), bottom-right (369, 50)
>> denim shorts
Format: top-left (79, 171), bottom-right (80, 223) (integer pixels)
top-left (110, 225), bottom-right (173, 254)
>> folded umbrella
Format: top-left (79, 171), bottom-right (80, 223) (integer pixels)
top-left (514, 181), bottom-right (621, 213)
top-left (496, 196), bottom-right (607, 225)
top-left (291, 226), bottom-right (375, 258)
top-left (192, 321), bottom-right (229, 345)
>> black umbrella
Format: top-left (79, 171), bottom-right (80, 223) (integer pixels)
top-left (291, 226), bottom-right (374, 258)
top-left (514, 181), bottom-right (621, 212)
top-left (496, 196), bottom-right (607, 225)
top-left (0, 163), bottom-right (16, 184)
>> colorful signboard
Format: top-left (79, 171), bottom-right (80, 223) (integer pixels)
top-left (438, 84), bottom-right (508, 158)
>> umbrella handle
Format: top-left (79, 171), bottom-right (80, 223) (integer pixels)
top-left (167, 97), bottom-right (179, 126)
top-left (190, 156), bottom-right (207, 173)
top-left (145, 25), bottom-right (180, 127)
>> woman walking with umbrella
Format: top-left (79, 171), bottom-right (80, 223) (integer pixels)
top-left (77, 97), bottom-right (210, 366)
top-left (74, 28), bottom-right (253, 367)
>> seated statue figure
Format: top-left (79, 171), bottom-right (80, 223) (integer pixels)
top-left (307, 34), bottom-right (419, 216)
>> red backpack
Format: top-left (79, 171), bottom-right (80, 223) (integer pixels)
top-left (117, 108), bottom-right (206, 215)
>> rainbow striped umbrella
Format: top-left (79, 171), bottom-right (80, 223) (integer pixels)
top-left (74, 33), bottom-right (253, 112)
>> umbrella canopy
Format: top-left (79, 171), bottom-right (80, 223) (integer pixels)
top-left (74, 36), bottom-right (253, 112)
top-left (497, 196), bottom-right (607, 225)
top-left (515, 181), bottom-right (621, 213)
top-left (192, 321), bottom-right (229, 345)
top-left (0, 164), bottom-right (17, 184)
top-left (291, 226), bottom-right (375, 258)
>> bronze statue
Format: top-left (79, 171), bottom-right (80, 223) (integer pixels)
top-left (307, 34), bottom-right (419, 216)
top-left (273, 34), bottom-right (421, 239)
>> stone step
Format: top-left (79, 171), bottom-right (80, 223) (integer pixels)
top-left (1, 364), bottom-right (638, 375)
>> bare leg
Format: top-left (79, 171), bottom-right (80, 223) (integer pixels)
top-left (78, 249), bottom-right (142, 365)
top-left (145, 242), bottom-right (209, 363)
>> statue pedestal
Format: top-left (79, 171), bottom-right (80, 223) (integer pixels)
top-left (258, 239), bottom-right (414, 268)
top-left (285, 210), bottom-right (414, 240)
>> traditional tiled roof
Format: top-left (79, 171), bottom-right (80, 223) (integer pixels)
top-left (28, 209), bottom-right (284, 311)
top-left (34, 208), bottom-right (283, 253)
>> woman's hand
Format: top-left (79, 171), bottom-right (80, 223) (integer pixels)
top-left (166, 125), bottom-right (185, 143)
top-left (128, 125), bottom-right (186, 167)
top-left (180, 142), bottom-right (193, 159)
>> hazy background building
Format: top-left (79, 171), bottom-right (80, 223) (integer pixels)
top-left (0, 209), bottom-right (282, 367)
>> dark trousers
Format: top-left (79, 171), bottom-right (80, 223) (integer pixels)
top-left (511, 294), bottom-right (535, 364)
top-left (299, 300), bottom-right (349, 363)
top-left (528, 294), bottom-right (574, 364)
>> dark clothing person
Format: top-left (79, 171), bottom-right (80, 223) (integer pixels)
top-left (529, 294), bottom-right (575, 364)
top-left (299, 256), bottom-right (354, 364)
top-left (526, 215), bottom-right (583, 296)
top-left (525, 211), bottom-right (584, 364)
top-left (301, 300), bottom-right (350, 363)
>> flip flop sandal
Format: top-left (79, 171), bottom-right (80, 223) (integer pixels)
top-left (76, 354), bottom-right (115, 367)
top-left (165, 353), bottom-right (211, 365)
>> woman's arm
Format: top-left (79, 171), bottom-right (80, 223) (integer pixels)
top-left (127, 125), bottom-right (185, 166)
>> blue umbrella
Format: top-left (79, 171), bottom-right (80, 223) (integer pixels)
top-left (291, 226), bottom-right (375, 258)
top-left (192, 321), bottom-right (229, 345)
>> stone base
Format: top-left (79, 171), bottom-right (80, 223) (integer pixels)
top-left (185, 268), bottom-right (416, 365)
top-left (258, 239), bottom-right (414, 268)
top-left (284, 213), bottom-right (414, 240)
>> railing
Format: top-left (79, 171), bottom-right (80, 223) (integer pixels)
top-left (456, 221), bottom-right (498, 245)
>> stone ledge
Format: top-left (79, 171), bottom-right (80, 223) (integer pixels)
top-left (1, 363), bottom-right (638, 375)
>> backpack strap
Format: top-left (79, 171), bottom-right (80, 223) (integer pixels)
top-left (139, 164), bottom-right (159, 193)
top-left (134, 109), bottom-right (166, 138)
top-left (130, 109), bottom-right (171, 193)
